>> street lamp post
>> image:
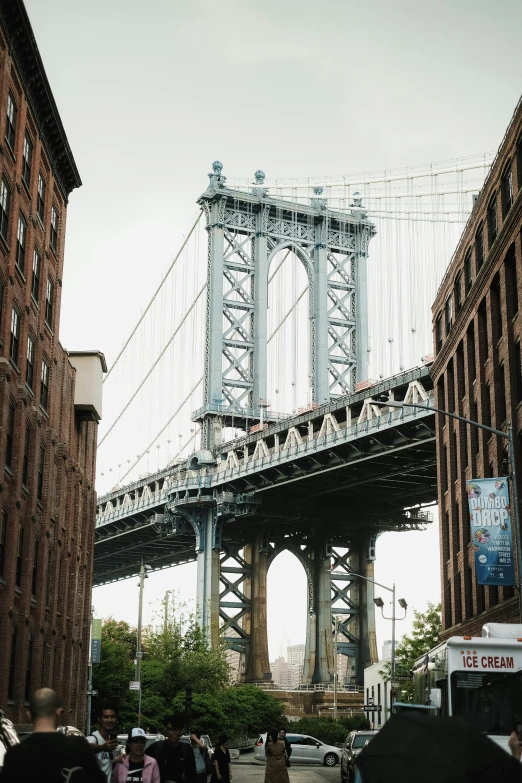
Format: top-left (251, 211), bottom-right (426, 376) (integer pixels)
top-left (136, 562), bottom-right (152, 726)
top-left (346, 569), bottom-right (407, 701)
top-left (375, 399), bottom-right (522, 622)
top-left (333, 615), bottom-right (339, 720)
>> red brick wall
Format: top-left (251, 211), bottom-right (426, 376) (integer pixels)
top-left (0, 29), bottom-right (97, 728)
top-left (432, 96), bottom-right (522, 634)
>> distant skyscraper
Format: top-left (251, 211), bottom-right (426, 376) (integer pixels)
top-left (382, 640), bottom-right (395, 660)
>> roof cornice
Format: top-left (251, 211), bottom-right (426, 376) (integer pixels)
top-left (0, 0), bottom-right (81, 198)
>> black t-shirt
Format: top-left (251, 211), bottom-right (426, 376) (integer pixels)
top-left (212, 747), bottom-right (230, 780)
top-left (126, 759), bottom-right (145, 782)
top-left (147, 740), bottom-right (196, 783)
top-left (1, 732), bottom-right (106, 783)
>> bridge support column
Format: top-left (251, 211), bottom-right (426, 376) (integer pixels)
top-left (303, 541), bottom-right (335, 683)
top-left (196, 510), bottom-right (220, 648)
top-left (313, 219), bottom-right (329, 403)
top-left (351, 537), bottom-right (378, 683)
top-left (243, 534), bottom-right (270, 682)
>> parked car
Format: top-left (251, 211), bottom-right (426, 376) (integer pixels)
top-left (181, 734), bottom-right (213, 752)
top-left (340, 730), bottom-right (378, 783)
top-left (254, 732), bottom-right (340, 766)
top-left (0, 711), bottom-right (19, 769)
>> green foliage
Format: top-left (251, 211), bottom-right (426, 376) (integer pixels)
top-left (91, 598), bottom-right (231, 732)
top-left (290, 716), bottom-right (369, 745)
top-left (172, 685), bottom-right (286, 743)
top-left (379, 601), bottom-right (442, 702)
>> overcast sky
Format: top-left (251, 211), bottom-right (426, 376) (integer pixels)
top-left (23, 0), bottom-right (522, 661)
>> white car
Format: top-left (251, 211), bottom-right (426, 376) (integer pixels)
top-left (254, 732), bottom-right (340, 766)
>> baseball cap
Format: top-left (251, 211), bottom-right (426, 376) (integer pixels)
top-left (128, 727), bottom-right (147, 743)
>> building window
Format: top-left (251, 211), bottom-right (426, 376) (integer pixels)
top-left (37, 446), bottom-right (44, 500)
top-left (22, 133), bottom-right (32, 189)
top-left (10, 306), bottom-right (20, 364)
top-left (445, 296), bottom-right (453, 336)
top-left (0, 510), bottom-right (6, 579)
top-left (0, 178), bottom-right (9, 241)
top-left (505, 243), bottom-right (518, 317)
top-left (8, 626), bottom-right (17, 700)
top-left (516, 342), bottom-right (522, 404)
top-left (31, 248), bottom-right (40, 302)
top-left (491, 274), bottom-right (502, 340)
top-left (475, 225), bottom-right (484, 272)
top-left (478, 299), bottom-right (488, 361)
top-left (443, 444), bottom-right (448, 492)
top-left (40, 360), bottom-right (49, 410)
top-left (502, 165), bottom-right (513, 217)
top-left (454, 272), bottom-right (462, 314)
top-left (31, 539), bottom-right (38, 597)
top-left (5, 93), bottom-right (16, 149)
top-left (37, 174), bottom-right (46, 222)
top-left (484, 383), bottom-right (492, 427)
top-left (518, 133), bottom-right (522, 187)
top-left (15, 525), bottom-right (23, 588)
top-left (25, 633), bottom-right (33, 702)
top-left (435, 314), bottom-right (443, 353)
top-left (5, 402), bottom-right (15, 470)
top-left (16, 213), bottom-right (26, 274)
top-left (26, 335), bottom-right (34, 389)
top-left (464, 249), bottom-right (473, 294)
top-left (22, 426), bottom-right (30, 485)
top-left (45, 278), bottom-right (53, 328)
top-left (50, 206), bottom-right (58, 252)
top-left (487, 194), bottom-right (497, 246)
top-left (499, 363), bottom-right (507, 423)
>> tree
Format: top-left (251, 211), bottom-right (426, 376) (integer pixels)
top-left (379, 602), bottom-right (441, 702)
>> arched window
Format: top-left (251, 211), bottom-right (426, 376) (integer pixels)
top-left (487, 194), bottom-right (498, 246)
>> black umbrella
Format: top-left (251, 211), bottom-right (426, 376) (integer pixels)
top-left (355, 711), bottom-right (522, 783)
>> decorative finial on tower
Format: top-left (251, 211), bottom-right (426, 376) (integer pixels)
top-left (350, 191), bottom-right (366, 217)
top-left (208, 160), bottom-right (226, 191)
top-left (311, 185), bottom-right (327, 210)
top-left (252, 169), bottom-right (269, 197)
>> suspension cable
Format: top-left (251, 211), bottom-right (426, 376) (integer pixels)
top-left (99, 283), bottom-right (206, 447)
top-left (117, 376), bottom-right (204, 483)
top-left (104, 211), bottom-right (202, 382)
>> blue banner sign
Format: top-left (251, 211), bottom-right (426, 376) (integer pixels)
top-left (466, 477), bottom-right (515, 586)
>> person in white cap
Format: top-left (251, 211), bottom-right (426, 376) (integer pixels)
top-left (112, 727), bottom-right (160, 783)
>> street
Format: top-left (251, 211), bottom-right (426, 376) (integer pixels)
top-left (233, 755), bottom-right (341, 783)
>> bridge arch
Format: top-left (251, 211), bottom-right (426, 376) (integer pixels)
top-left (267, 244), bottom-right (312, 414)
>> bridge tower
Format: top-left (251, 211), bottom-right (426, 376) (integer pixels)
top-left (184, 163), bottom-right (377, 684)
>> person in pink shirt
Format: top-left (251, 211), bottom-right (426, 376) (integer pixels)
top-left (112, 727), bottom-right (160, 783)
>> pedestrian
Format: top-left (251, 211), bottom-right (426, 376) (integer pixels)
top-left (264, 729), bottom-right (289, 783)
top-left (87, 701), bottom-right (121, 782)
top-left (211, 734), bottom-right (232, 783)
top-left (277, 729), bottom-right (292, 767)
top-left (112, 727), bottom-right (160, 783)
top-left (190, 730), bottom-right (212, 783)
top-left (147, 713), bottom-right (197, 783)
top-left (1, 687), bottom-right (105, 782)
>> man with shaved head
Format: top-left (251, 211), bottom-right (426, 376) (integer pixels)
top-left (2, 688), bottom-right (104, 782)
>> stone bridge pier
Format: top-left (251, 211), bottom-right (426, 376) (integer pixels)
top-left (192, 512), bottom-right (378, 686)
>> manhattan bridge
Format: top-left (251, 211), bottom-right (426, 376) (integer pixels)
top-left (94, 153), bottom-right (493, 685)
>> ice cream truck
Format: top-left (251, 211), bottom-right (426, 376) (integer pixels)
top-left (412, 623), bottom-right (522, 752)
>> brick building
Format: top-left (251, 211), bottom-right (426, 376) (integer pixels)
top-left (0, 1), bottom-right (105, 727)
top-left (431, 95), bottom-right (522, 637)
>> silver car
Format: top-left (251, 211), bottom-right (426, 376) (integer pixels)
top-left (340, 730), bottom-right (378, 783)
top-left (254, 732), bottom-right (340, 766)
